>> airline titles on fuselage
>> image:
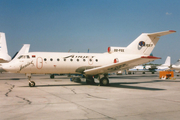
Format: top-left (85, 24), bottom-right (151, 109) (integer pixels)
top-left (64, 55), bottom-right (95, 59)
top-left (19, 60), bottom-right (34, 72)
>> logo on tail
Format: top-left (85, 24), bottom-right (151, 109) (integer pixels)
top-left (139, 41), bottom-right (145, 47)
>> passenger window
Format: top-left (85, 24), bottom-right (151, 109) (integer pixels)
top-left (64, 59), bottom-right (66, 61)
top-left (27, 55), bottom-right (30, 59)
top-left (57, 58), bottom-right (60, 61)
top-left (96, 59), bottom-right (98, 62)
top-left (83, 59), bottom-right (86, 62)
top-left (44, 58), bottom-right (47, 61)
top-left (50, 58), bottom-right (53, 61)
top-left (70, 59), bottom-right (73, 61)
top-left (77, 59), bottom-right (79, 62)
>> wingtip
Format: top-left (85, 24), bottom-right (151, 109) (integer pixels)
top-left (169, 30), bottom-right (176, 32)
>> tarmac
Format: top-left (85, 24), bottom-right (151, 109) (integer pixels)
top-left (1, 72), bottom-right (180, 120)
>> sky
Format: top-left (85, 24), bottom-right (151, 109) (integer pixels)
top-left (0, 0), bottom-right (179, 64)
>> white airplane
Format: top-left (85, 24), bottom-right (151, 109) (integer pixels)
top-left (156, 56), bottom-right (171, 71)
top-left (0, 32), bottom-right (11, 62)
top-left (2, 30), bottom-right (176, 87)
top-left (170, 59), bottom-right (180, 71)
top-left (0, 44), bottom-right (30, 72)
top-left (129, 56), bottom-right (171, 74)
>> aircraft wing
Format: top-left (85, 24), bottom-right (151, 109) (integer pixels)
top-left (84, 56), bottom-right (160, 75)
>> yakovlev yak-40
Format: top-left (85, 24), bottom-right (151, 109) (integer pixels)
top-left (2, 30), bottom-right (176, 87)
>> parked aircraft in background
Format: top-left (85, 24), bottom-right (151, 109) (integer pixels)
top-left (2, 30), bottom-right (176, 87)
top-left (0, 32), bottom-right (11, 62)
top-left (0, 44), bottom-right (30, 72)
top-left (129, 56), bottom-right (171, 74)
top-left (170, 59), bottom-right (180, 72)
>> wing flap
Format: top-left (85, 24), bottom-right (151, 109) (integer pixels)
top-left (84, 56), bottom-right (160, 75)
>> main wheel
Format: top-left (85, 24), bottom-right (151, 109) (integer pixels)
top-left (100, 77), bottom-right (109, 86)
top-left (29, 81), bottom-right (35, 87)
top-left (86, 76), bottom-right (95, 85)
top-left (50, 74), bottom-right (55, 79)
top-left (74, 78), bottom-right (81, 83)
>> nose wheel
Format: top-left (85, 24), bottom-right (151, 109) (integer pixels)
top-left (29, 81), bottom-right (35, 87)
top-left (27, 75), bottom-right (36, 87)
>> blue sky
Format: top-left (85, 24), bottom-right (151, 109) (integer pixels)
top-left (0, 0), bottom-right (179, 64)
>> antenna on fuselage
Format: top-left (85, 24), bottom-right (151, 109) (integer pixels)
top-left (68, 49), bottom-right (71, 53)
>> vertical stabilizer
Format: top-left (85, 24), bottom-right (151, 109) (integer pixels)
top-left (127, 30), bottom-right (176, 56)
top-left (163, 56), bottom-right (171, 66)
top-left (12, 44), bottom-right (30, 60)
top-left (174, 59), bottom-right (180, 66)
top-left (0, 32), bottom-right (11, 62)
top-left (0, 32), bottom-right (8, 53)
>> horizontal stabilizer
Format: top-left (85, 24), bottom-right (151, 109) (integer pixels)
top-left (147, 30), bottom-right (176, 37)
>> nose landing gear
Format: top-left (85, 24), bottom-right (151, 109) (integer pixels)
top-left (27, 75), bottom-right (35, 87)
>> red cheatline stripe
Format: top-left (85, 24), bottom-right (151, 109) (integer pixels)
top-left (141, 56), bottom-right (161, 59)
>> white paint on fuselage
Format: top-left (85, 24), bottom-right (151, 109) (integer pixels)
top-left (5, 52), bottom-right (141, 74)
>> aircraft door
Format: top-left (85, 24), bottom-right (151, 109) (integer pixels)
top-left (88, 57), bottom-right (93, 65)
top-left (36, 57), bottom-right (43, 69)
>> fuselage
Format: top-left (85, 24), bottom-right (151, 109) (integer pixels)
top-left (171, 59), bottom-right (180, 70)
top-left (3, 52), bottom-right (142, 74)
top-left (171, 65), bottom-right (180, 70)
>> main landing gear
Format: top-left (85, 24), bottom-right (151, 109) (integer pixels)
top-left (85, 75), bottom-right (109, 86)
top-left (71, 77), bottom-right (81, 83)
top-left (99, 77), bottom-right (109, 86)
top-left (26, 74), bottom-right (109, 87)
top-left (86, 76), bottom-right (95, 85)
top-left (27, 74), bottom-right (36, 87)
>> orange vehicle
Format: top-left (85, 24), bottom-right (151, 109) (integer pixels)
top-left (159, 71), bottom-right (174, 79)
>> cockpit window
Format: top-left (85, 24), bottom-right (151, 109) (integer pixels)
top-left (18, 55), bottom-right (23, 59)
top-left (18, 55), bottom-right (30, 59)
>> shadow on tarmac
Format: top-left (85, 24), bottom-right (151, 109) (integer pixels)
top-left (21, 80), bottom-right (167, 91)
top-left (0, 78), bottom-right (21, 80)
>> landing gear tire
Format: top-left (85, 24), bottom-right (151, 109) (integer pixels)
top-left (73, 78), bottom-right (81, 83)
top-left (29, 81), bottom-right (35, 87)
top-left (100, 77), bottom-right (109, 86)
top-left (86, 76), bottom-right (95, 85)
top-left (50, 74), bottom-right (55, 79)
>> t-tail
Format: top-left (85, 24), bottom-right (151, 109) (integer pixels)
top-left (108, 30), bottom-right (176, 56)
top-left (0, 32), bottom-right (11, 62)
